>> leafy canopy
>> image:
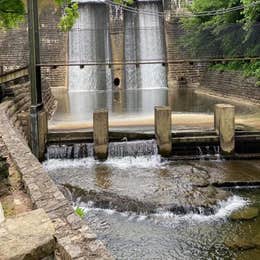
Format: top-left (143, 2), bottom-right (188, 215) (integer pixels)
top-left (0, 0), bottom-right (134, 31)
top-left (180, 0), bottom-right (260, 79)
top-left (180, 0), bottom-right (260, 58)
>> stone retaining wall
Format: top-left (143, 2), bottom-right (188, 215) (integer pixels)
top-left (0, 3), bottom-right (67, 89)
top-left (165, 19), bottom-right (208, 87)
top-left (200, 70), bottom-right (260, 103)
top-left (0, 100), bottom-right (113, 259)
top-left (2, 77), bottom-right (57, 140)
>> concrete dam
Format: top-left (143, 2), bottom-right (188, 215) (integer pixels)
top-left (69, 0), bottom-right (167, 91)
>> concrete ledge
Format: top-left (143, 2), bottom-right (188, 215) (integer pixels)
top-left (0, 101), bottom-right (113, 259)
top-left (0, 209), bottom-right (55, 260)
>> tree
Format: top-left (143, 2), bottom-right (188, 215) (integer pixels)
top-left (0, 0), bottom-right (134, 31)
top-left (180, 0), bottom-right (260, 58)
top-left (179, 0), bottom-right (260, 79)
top-left (0, 0), bottom-right (79, 31)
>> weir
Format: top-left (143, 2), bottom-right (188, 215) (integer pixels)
top-left (47, 139), bottom-right (158, 159)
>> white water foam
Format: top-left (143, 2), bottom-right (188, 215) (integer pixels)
top-left (43, 155), bottom-right (164, 171)
top-left (154, 195), bottom-right (249, 223)
top-left (43, 158), bottom-right (96, 171)
top-left (74, 195), bottom-right (248, 225)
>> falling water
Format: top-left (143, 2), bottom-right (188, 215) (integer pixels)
top-left (108, 140), bottom-right (158, 157)
top-left (136, 1), bottom-right (167, 89)
top-left (69, 3), bottom-right (111, 91)
top-left (46, 140), bottom-right (158, 159)
top-left (124, 1), bottom-right (167, 89)
top-left (69, 1), bottom-right (167, 91)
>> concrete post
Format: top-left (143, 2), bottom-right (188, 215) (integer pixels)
top-left (214, 104), bottom-right (235, 154)
top-left (93, 109), bottom-right (109, 160)
top-left (109, 6), bottom-right (124, 89)
top-left (155, 106), bottom-right (172, 156)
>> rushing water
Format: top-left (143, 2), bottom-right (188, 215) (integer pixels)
top-left (79, 190), bottom-right (260, 259)
top-left (44, 156), bottom-right (260, 259)
top-left (124, 1), bottom-right (166, 89)
top-left (47, 140), bottom-right (158, 159)
top-left (69, 3), bottom-right (111, 91)
top-left (69, 1), bottom-right (166, 91)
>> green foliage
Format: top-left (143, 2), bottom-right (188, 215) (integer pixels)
top-left (74, 206), bottom-right (86, 219)
top-left (0, 0), bottom-right (134, 31)
top-left (56, 0), bottom-right (79, 31)
top-left (0, 0), bottom-right (25, 28)
top-left (210, 60), bottom-right (260, 80)
top-left (113, 0), bottom-right (135, 5)
top-left (180, 0), bottom-right (260, 58)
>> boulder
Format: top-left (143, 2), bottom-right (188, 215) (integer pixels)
top-left (0, 208), bottom-right (55, 259)
top-left (230, 207), bottom-right (259, 221)
top-left (225, 235), bottom-right (256, 250)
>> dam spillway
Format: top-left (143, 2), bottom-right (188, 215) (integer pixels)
top-left (68, 0), bottom-right (167, 91)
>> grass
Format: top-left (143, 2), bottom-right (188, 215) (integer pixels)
top-left (74, 206), bottom-right (86, 219)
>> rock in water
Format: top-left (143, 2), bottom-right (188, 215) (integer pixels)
top-left (230, 207), bottom-right (259, 221)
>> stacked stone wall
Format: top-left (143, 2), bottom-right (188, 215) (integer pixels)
top-left (0, 6), bottom-right (67, 88)
top-left (0, 100), bottom-right (113, 259)
top-left (2, 77), bottom-right (57, 140)
top-left (165, 20), bottom-right (208, 87)
top-left (200, 70), bottom-right (260, 103)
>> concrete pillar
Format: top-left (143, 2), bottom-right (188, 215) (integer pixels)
top-left (93, 109), bottom-right (108, 160)
top-left (109, 6), bottom-right (124, 89)
top-left (214, 104), bottom-right (235, 154)
top-left (38, 109), bottom-right (48, 161)
top-left (154, 106), bottom-right (172, 156)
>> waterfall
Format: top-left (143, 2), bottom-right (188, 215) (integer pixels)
top-left (69, 1), bottom-right (167, 91)
top-left (108, 140), bottom-right (158, 157)
top-left (47, 143), bottom-right (94, 159)
top-left (124, 1), bottom-right (167, 89)
top-left (69, 3), bottom-right (111, 91)
top-left (46, 140), bottom-right (158, 159)
top-left (136, 1), bottom-right (167, 89)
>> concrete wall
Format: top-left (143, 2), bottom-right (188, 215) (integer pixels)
top-left (200, 70), bottom-right (260, 103)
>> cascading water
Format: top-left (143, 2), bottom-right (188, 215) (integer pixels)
top-left (46, 140), bottom-right (158, 159)
top-left (124, 0), bottom-right (167, 90)
top-left (69, 2), bottom-right (111, 91)
top-left (136, 1), bottom-right (167, 89)
top-left (69, 0), bottom-right (167, 91)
